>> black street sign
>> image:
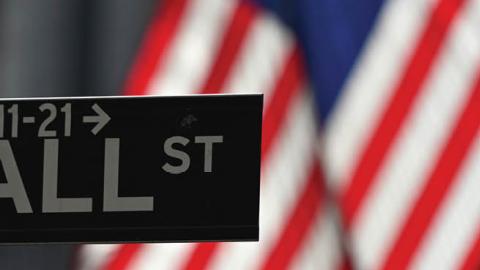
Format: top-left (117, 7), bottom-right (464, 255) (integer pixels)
top-left (0, 94), bottom-right (262, 244)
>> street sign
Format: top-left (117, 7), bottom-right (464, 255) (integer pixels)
top-left (0, 94), bottom-right (262, 244)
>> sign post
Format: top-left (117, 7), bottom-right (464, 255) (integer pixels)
top-left (0, 94), bottom-right (262, 244)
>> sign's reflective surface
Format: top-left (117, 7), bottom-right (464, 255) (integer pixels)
top-left (0, 95), bottom-right (262, 244)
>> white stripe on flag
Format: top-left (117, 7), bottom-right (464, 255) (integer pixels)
top-left (147, 0), bottom-right (235, 95)
top-left (127, 243), bottom-right (195, 270)
top-left (223, 11), bottom-right (293, 102)
top-left (77, 244), bottom-right (118, 270)
top-left (323, 0), bottom-right (434, 193)
top-left (209, 90), bottom-right (317, 270)
top-left (350, 0), bottom-right (479, 268)
top-left (289, 200), bottom-right (342, 270)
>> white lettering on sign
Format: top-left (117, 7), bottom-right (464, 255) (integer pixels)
top-left (195, 136), bottom-right (223, 173)
top-left (82, 104), bottom-right (111, 135)
top-left (0, 103), bottom-right (108, 138)
top-left (162, 135), bottom-right (224, 174)
top-left (0, 136), bottom-right (224, 214)
top-left (103, 138), bottom-right (154, 212)
top-left (0, 103), bottom-right (225, 214)
top-left (0, 140), bottom-right (32, 213)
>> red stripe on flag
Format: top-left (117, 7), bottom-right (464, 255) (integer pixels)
top-left (261, 46), bottom-right (304, 158)
top-left (380, 73), bottom-right (480, 270)
top-left (260, 160), bottom-right (324, 270)
top-left (183, 243), bottom-right (217, 270)
top-left (338, 256), bottom-right (353, 270)
top-left (103, 244), bottom-right (143, 270)
top-left (460, 226), bottom-right (480, 270)
top-left (200, 1), bottom-right (258, 94)
top-left (341, 0), bottom-right (466, 229)
top-left (123, 0), bottom-right (189, 95)
top-left (182, 46), bottom-right (306, 270)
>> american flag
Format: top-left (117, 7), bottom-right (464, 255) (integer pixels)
top-left (76, 0), bottom-right (480, 269)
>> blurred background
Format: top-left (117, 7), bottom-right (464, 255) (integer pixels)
top-left (1, 0), bottom-right (480, 269)
top-left (0, 0), bottom-right (157, 98)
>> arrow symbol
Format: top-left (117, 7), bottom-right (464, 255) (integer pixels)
top-left (83, 104), bottom-right (111, 135)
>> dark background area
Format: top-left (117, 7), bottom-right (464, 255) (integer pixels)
top-left (0, 0), bottom-right (157, 97)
